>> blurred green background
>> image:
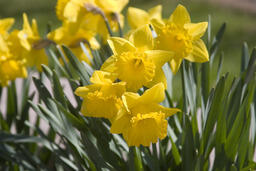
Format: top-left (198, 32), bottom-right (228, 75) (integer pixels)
top-left (0, 0), bottom-right (255, 94)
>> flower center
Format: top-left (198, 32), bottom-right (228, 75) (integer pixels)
top-left (115, 51), bottom-right (155, 91)
top-left (155, 22), bottom-right (193, 58)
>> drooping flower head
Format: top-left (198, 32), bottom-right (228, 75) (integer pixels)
top-left (110, 83), bottom-right (180, 146)
top-left (152, 4), bottom-right (209, 74)
top-left (101, 25), bottom-right (174, 92)
top-left (75, 70), bottom-right (126, 119)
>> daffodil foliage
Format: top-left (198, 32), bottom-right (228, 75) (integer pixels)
top-left (0, 1), bottom-right (256, 170)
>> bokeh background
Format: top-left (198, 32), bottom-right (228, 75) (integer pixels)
top-left (0, 0), bottom-right (255, 98)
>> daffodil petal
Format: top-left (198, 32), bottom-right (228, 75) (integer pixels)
top-left (159, 106), bottom-right (181, 117)
top-left (129, 25), bottom-right (153, 50)
top-left (63, 1), bottom-right (80, 22)
top-left (145, 104), bottom-right (181, 118)
top-left (145, 68), bottom-right (167, 89)
top-left (22, 13), bottom-right (33, 36)
top-left (145, 50), bottom-right (174, 67)
top-left (96, 0), bottom-right (128, 13)
top-left (0, 35), bottom-right (9, 53)
top-left (123, 112), bottom-right (167, 146)
top-left (101, 56), bottom-right (117, 73)
top-left (185, 39), bottom-right (209, 63)
top-left (88, 37), bottom-right (100, 49)
top-left (123, 92), bottom-right (140, 109)
top-left (151, 18), bottom-right (165, 33)
top-left (0, 18), bottom-right (15, 33)
top-left (127, 7), bottom-right (149, 29)
top-left (185, 22), bottom-right (208, 40)
top-left (148, 5), bottom-right (162, 20)
top-left (169, 4), bottom-right (191, 26)
top-left (140, 83), bottom-right (165, 103)
top-left (170, 58), bottom-right (183, 74)
top-left (32, 19), bottom-right (39, 37)
top-left (107, 37), bottom-right (136, 55)
top-left (90, 70), bottom-right (113, 84)
top-left (110, 109), bottom-right (131, 134)
top-left (75, 85), bottom-right (99, 97)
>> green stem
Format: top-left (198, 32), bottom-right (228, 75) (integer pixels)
top-left (181, 61), bottom-right (187, 113)
top-left (129, 147), bottom-right (144, 171)
top-left (100, 13), bottom-right (114, 37)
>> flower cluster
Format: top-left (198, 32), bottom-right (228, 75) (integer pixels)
top-left (75, 4), bottom-right (209, 146)
top-left (0, 0), bottom-right (209, 146)
top-left (0, 14), bottom-right (48, 86)
top-left (0, 0), bottom-right (128, 86)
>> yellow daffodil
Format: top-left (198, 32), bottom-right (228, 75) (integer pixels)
top-left (152, 4), bottom-right (209, 74)
top-left (0, 57), bottom-right (27, 86)
top-left (48, 22), bottom-right (99, 64)
top-left (56, 0), bottom-right (95, 22)
top-left (95, 0), bottom-right (128, 13)
top-left (56, 0), bottom-right (128, 43)
top-left (75, 70), bottom-right (126, 119)
top-left (0, 18), bottom-right (15, 38)
top-left (127, 5), bottom-right (162, 29)
top-left (101, 25), bottom-right (174, 92)
top-left (0, 35), bottom-right (27, 86)
top-left (90, 0), bottom-right (128, 43)
top-left (110, 83), bottom-right (180, 146)
top-left (18, 13), bottom-right (48, 71)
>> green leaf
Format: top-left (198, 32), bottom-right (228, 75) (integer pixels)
top-left (241, 42), bottom-right (249, 73)
top-left (52, 70), bottom-right (68, 108)
top-left (53, 99), bottom-right (87, 130)
top-left (244, 48), bottom-right (256, 84)
top-left (61, 45), bottom-right (91, 85)
top-left (80, 132), bottom-right (111, 170)
top-left (210, 22), bottom-right (226, 66)
top-left (6, 81), bottom-right (17, 126)
top-left (169, 135), bottom-right (181, 165)
top-left (45, 47), bottom-right (70, 78)
top-left (216, 52), bottom-right (224, 82)
top-left (201, 75), bottom-right (227, 155)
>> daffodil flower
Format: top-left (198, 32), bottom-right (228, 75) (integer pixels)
top-left (101, 25), bottom-right (174, 92)
top-left (0, 33), bottom-right (27, 86)
top-left (127, 5), bottom-right (162, 29)
top-left (75, 70), bottom-right (126, 119)
top-left (110, 83), bottom-right (180, 146)
top-left (48, 21), bottom-right (99, 64)
top-left (56, 0), bottom-right (128, 42)
top-left (0, 18), bottom-right (15, 38)
top-left (152, 4), bottom-right (209, 74)
top-left (0, 57), bottom-right (27, 86)
top-left (18, 13), bottom-right (48, 71)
